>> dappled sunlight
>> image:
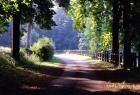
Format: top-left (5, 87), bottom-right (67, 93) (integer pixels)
top-left (39, 62), bottom-right (61, 68)
top-left (104, 82), bottom-right (140, 92)
top-left (89, 60), bottom-right (103, 64)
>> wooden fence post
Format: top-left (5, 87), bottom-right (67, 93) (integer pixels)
top-left (106, 51), bottom-right (109, 62)
top-left (102, 53), bottom-right (104, 61)
top-left (104, 51), bottom-right (107, 61)
top-left (119, 52), bottom-right (123, 65)
top-left (104, 51), bottom-right (105, 61)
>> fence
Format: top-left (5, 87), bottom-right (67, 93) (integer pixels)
top-left (95, 51), bottom-right (140, 70)
top-left (55, 49), bottom-right (140, 70)
top-left (55, 50), bottom-right (89, 56)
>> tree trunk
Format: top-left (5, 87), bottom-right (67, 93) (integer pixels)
top-left (26, 23), bottom-right (32, 48)
top-left (112, 0), bottom-right (120, 65)
top-left (122, 0), bottom-right (131, 70)
top-left (12, 11), bottom-right (21, 60)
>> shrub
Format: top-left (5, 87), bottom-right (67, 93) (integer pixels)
top-left (31, 37), bottom-right (55, 61)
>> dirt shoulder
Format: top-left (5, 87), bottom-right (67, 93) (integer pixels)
top-left (89, 61), bottom-right (140, 94)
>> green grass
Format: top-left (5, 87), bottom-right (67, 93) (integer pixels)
top-left (0, 52), bottom-right (62, 75)
top-left (0, 52), bottom-right (64, 95)
top-left (35, 57), bottom-right (62, 67)
top-left (0, 52), bottom-right (17, 73)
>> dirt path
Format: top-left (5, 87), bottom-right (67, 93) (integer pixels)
top-left (45, 54), bottom-right (105, 95)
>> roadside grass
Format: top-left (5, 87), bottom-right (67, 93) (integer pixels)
top-left (40, 57), bottom-right (62, 67)
top-left (90, 60), bottom-right (140, 94)
top-left (0, 52), bottom-right (64, 95)
top-left (90, 60), bottom-right (120, 70)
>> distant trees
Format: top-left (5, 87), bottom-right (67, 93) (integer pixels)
top-left (78, 33), bottom-right (89, 50)
top-left (30, 6), bottom-right (80, 50)
top-left (0, 6), bottom-right (82, 50)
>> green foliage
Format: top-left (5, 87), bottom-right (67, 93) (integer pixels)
top-left (31, 37), bottom-right (55, 61)
top-left (100, 31), bottom-right (112, 50)
top-left (20, 49), bottom-right (40, 64)
top-left (0, 0), bottom-right (56, 31)
top-left (68, 0), bottom-right (112, 53)
top-left (0, 20), bottom-right (7, 34)
top-left (0, 0), bottom-right (56, 60)
top-left (68, 0), bottom-right (85, 31)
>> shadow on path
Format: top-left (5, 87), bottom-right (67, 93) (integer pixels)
top-left (1, 54), bottom-right (140, 95)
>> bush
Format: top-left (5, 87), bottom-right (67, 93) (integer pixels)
top-left (20, 52), bottom-right (40, 65)
top-left (31, 37), bottom-right (55, 61)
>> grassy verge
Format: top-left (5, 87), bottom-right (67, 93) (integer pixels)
top-left (0, 52), bottom-right (64, 95)
top-left (39, 57), bottom-right (62, 67)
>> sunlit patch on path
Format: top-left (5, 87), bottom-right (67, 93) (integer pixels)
top-left (48, 54), bottom-right (106, 94)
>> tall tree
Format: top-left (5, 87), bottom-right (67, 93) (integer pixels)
top-left (0, 0), bottom-right (55, 60)
top-left (122, 0), bottom-right (131, 69)
top-left (111, 0), bottom-right (121, 65)
top-left (12, 9), bottom-right (21, 59)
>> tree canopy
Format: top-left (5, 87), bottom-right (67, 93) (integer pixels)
top-left (68, 0), bottom-right (112, 52)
